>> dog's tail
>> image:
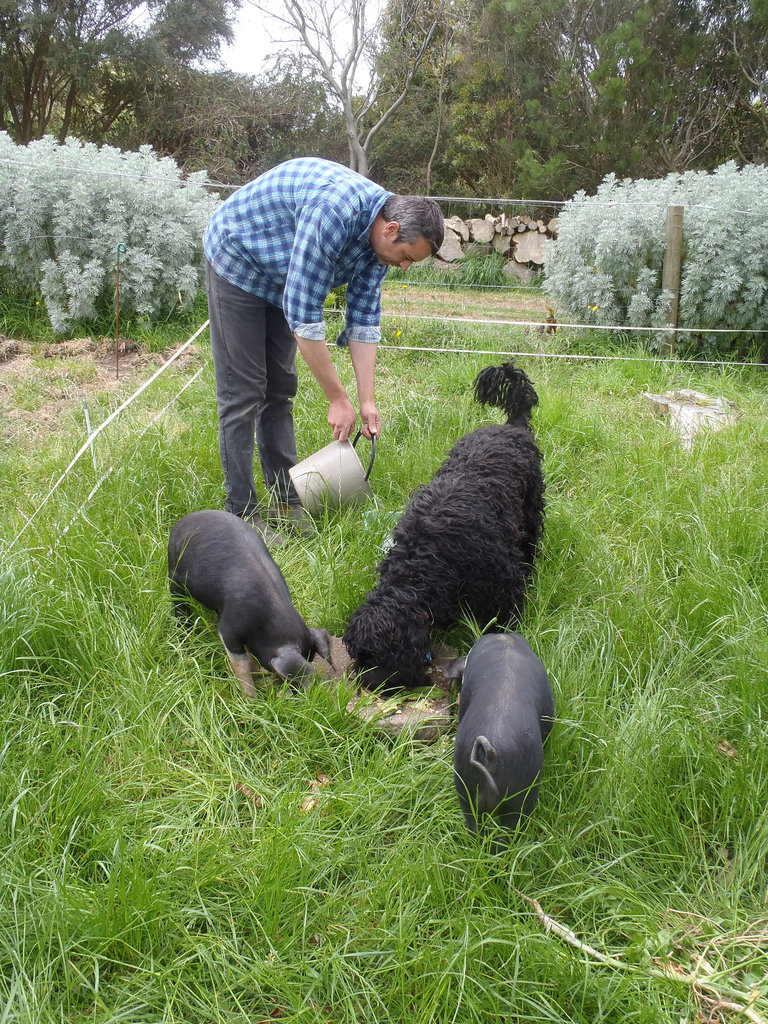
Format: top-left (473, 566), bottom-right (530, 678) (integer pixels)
top-left (473, 361), bottom-right (538, 425)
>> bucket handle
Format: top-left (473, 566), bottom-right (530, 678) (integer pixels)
top-left (352, 430), bottom-right (376, 482)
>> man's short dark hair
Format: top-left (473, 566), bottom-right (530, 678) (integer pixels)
top-left (381, 195), bottom-right (444, 255)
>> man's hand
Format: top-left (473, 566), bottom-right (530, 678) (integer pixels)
top-left (348, 340), bottom-right (381, 441)
top-left (358, 400), bottom-right (381, 440)
top-left (295, 334), bottom-right (382, 443)
top-left (328, 396), bottom-right (357, 442)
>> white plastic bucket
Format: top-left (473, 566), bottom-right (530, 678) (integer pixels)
top-left (289, 431), bottom-right (376, 515)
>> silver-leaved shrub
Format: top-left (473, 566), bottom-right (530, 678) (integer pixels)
top-left (0, 133), bottom-right (219, 333)
top-left (543, 162), bottom-right (768, 353)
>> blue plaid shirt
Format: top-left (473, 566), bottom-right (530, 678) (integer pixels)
top-left (203, 158), bottom-right (392, 345)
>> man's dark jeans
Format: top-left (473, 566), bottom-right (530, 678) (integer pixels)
top-left (206, 261), bottom-right (299, 517)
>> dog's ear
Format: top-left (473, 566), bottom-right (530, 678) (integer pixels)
top-left (392, 511), bottom-right (430, 549)
top-left (413, 511), bottom-right (428, 532)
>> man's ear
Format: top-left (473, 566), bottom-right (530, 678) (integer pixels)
top-left (383, 219), bottom-right (400, 239)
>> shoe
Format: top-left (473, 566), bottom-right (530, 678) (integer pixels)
top-left (240, 512), bottom-right (284, 548)
top-left (269, 501), bottom-right (317, 538)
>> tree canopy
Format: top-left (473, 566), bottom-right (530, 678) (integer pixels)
top-left (369, 0), bottom-right (768, 196)
top-left (0, 0), bottom-right (238, 144)
top-left (1, 0), bottom-right (766, 197)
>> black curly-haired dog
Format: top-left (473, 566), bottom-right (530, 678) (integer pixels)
top-left (343, 361), bottom-right (544, 692)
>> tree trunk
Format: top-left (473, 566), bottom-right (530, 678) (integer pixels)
top-left (344, 99), bottom-right (368, 176)
top-left (58, 81), bottom-right (79, 144)
top-left (426, 26), bottom-right (451, 195)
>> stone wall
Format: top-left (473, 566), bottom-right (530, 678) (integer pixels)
top-left (435, 213), bottom-right (559, 282)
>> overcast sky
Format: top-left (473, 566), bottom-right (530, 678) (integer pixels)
top-left (217, 1), bottom-right (379, 84)
top-left (218, 5), bottom-right (289, 76)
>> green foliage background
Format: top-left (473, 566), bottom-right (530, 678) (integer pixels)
top-left (2, 0), bottom-right (767, 196)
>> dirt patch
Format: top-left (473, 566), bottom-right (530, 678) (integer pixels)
top-left (1, 333), bottom-right (201, 380)
top-left (0, 334), bottom-right (205, 441)
top-left (311, 637), bottom-right (458, 743)
top-left (41, 335), bottom-right (161, 378)
top-left (0, 337), bottom-right (26, 362)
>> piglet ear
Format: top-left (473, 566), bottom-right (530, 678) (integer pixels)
top-left (309, 627), bottom-right (332, 660)
top-left (440, 656), bottom-right (466, 681)
top-left (270, 645), bottom-right (316, 689)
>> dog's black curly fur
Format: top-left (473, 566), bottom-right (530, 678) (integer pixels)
top-left (343, 361), bottom-right (545, 692)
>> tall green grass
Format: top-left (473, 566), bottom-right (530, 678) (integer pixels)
top-left (387, 251), bottom-right (533, 290)
top-left (1, 321), bottom-right (767, 1023)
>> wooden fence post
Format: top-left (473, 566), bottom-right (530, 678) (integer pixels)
top-left (661, 204), bottom-right (684, 355)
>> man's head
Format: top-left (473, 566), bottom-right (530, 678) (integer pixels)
top-left (370, 195), bottom-right (444, 270)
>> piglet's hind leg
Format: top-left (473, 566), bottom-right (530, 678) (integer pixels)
top-left (169, 578), bottom-right (195, 624)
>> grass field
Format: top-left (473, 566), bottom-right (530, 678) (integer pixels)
top-left (1, 295), bottom-right (767, 1023)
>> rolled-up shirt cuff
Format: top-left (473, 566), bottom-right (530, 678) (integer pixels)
top-left (293, 321), bottom-right (326, 341)
top-left (336, 324), bottom-right (381, 348)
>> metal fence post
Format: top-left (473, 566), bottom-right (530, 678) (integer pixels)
top-left (661, 205), bottom-right (683, 355)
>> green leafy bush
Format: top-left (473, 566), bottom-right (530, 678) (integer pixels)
top-left (543, 162), bottom-right (768, 355)
top-left (0, 133), bottom-right (219, 333)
